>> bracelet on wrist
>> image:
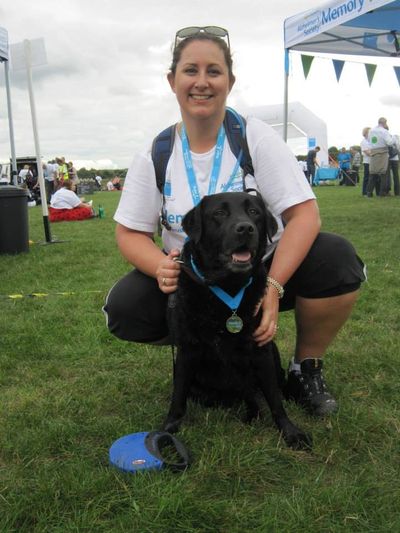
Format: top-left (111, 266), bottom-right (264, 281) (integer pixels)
top-left (266, 276), bottom-right (285, 299)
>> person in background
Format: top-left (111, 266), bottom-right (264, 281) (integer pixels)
top-left (56, 157), bottom-right (69, 188)
top-left (49, 180), bottom-right (95, 222)
top-left (103, 26), bottom-right (366, 418)
top-left (338, 147), bottom-right (353, 185)
top-left (18, 164), bottom-right (32, 186)
top-left (306, 146), bottom-right (320, 185)
top-left (44, 160), bottom-right (57, 202)
top-left (112, 176), bottom-right (122, 190)
top-left (360, 127), bottom-right (371, 197)
top-left (350, 147), bottom-right (361, 183)
top-left (367, 117), bottom-right (394, 197)
top-left (107, 179), bottom-right (115, 191)
top-left (68, 161), bottom-right (79, 193)
top-left (387, 133), bottom-right (399, 196)
top-left (297, 156), bottom-right (309, 182)
top-left (94, 174), bottom-right (103, 190)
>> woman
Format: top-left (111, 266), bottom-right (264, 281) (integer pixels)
top-left (49, 179), bottom-right (95, 222)
top-left (104, 27), bottom-right (365, 417)
top-left (360, 127), bottom-right (371, 196)
top-left (67, 161), bottom-right (80, 193)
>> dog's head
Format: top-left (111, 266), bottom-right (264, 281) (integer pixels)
top-left (182, 191), bottom-right (278, 283)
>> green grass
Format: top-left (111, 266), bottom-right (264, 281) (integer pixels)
top-left (1, 185), bottom-right (400, 532)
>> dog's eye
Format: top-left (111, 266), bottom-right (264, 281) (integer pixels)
top-left (248, 208), bottom-right (259, 216)
top-left (213, 209), bottom-right (228, 217)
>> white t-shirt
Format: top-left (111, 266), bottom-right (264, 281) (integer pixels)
top-left (368, 125), bottom-right (393, 150)
top-left (390, 134), bottom-right (399, 161)
top-left (360, 138), bottom-right (371, 164)
top-left (114, 116), bottom-right (315, 254)
top-left (107, 180), bottom-right (115, 191)
top-left (50, 188), bottom-right (81, 209)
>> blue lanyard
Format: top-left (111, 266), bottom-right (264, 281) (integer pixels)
top-left (181, 123), bottom-right (242, 206)
top-left (190, 256), bottom-right (252, 311)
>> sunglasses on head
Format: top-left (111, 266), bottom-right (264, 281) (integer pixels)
top-left (174, 26), bottom-right (230, 51)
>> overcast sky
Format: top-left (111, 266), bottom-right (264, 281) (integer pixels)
top-left (0, 0), bottom-right (399, 169)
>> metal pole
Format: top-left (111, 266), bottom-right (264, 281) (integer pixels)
top-left (4, 59), bottom-right (18, 185)
top-left (283, 49), bottom-right (289, 143)
top-left (24, 39), bottom-right (52, 243)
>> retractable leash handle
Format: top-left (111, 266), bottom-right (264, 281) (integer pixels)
top-left (145, 431), bottom-right (191, 472)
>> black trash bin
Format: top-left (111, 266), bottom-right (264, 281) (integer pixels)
top-left (0, 185), bottom-right (29, 254)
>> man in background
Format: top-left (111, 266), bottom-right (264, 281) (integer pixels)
top-left (368, 117), bottom-right (394, 197)
top-left (306, 146), bottom-right (320, 185)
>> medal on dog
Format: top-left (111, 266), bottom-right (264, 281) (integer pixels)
top-left (226, 311), bottom-right (243, 333)
top-left (190, 257), bottom-right (252, 335)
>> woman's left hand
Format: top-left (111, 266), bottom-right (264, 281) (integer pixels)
top-left (253, 288), bottom-right (280, 346)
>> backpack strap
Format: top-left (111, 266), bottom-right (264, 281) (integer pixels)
top-left (151, 124), bottom-right (176, 230)
top-left (151, 124), bottom-right (177, 193)
top-left (224, 107), bottom-right (254, 179)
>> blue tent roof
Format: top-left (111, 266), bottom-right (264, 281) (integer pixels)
top-left (284, 0), bottom-right (400, 57)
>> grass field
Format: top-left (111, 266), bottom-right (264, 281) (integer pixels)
top-left (1, 185), bottom-right (400, 532)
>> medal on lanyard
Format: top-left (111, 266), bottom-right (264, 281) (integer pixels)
top-left (225, 311), bottom-right (244, 334)
top-left (190, 257), bottom-right (252, 334)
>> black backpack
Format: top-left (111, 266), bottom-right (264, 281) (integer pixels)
top-left (151, 107), bottom-right (254, 230)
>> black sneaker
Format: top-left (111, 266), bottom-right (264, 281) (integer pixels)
top-left (285, 358), bottom-right (338, 417)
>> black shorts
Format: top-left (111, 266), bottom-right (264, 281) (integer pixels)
top-left (103, 232), bottom-right (366, 343)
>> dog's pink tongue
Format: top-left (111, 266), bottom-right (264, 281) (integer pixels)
top-left (232, 251), bottom-right (251, 263)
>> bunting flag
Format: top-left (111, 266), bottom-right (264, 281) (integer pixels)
top-left (365, 63), bottom-right (377, 86)
top-left (394, 66), bottom-right (400, 87)
top-left (332, 59), bottom-right (345, 82)
top-left (301, 54), bottom-right (314, 79)
top-left (299, 54), bottom-right (397, 87)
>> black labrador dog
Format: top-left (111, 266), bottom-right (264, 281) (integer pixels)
top-left (163, 191), bottom-right (311, 450)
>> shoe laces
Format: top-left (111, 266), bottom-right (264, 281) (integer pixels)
top-left (300, 370), bottom-right (328, 398)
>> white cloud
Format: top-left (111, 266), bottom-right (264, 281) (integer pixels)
top-left (0, 0), bottom-right (399, 168)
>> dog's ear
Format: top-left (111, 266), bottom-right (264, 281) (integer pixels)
top-left (182, 203), bottom-right (203, 244)
top-left (246, 189), bottom-right (278, 244)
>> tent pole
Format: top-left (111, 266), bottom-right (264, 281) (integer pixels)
top-left (283, 49), bottom-right (289, 143)
top-left (4, 60), bottom-right (18, 185)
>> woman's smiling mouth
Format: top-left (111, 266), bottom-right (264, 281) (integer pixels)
top-left (190, 94), bottom-right (212, 100)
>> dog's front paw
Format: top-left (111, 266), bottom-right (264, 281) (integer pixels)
top-left (279, 420), bottom-right (313, 450)
top-left (161, 417), bottom-right (183, 434)
top-left (283, 428), bottom-right (312, 450)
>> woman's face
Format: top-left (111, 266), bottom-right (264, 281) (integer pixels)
top-left (168, 40), bottom-right (234, 123)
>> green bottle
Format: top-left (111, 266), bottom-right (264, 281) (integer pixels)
top-left (98, 205), bottom-right (105, 218)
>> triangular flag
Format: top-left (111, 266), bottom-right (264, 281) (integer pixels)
top-left (365, 63), bottom-right (377, 86)
top-left (332, 59), bottom-right (345, 82)
top-left (301, 55), bottom-right (314, 79)
top-left (394, 66), bottom-right (400, 87)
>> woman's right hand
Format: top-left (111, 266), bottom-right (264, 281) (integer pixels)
top-left (156, 248), bottom-right (181, 293)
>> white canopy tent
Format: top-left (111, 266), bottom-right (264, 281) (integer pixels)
top-left (249, 102), bottom-right (329, 163)
top-left (283, 0), bottom-right (400, 142)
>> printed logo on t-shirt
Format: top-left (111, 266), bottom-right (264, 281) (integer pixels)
top-left (164, 179), bottom-right (172, 197)
top-left (221, 167), bottom-right (244, 192)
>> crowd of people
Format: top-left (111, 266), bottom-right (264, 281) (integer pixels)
top-left (361, 118), bottom-right (399, 197)
top-left (299, 118), bottom-right (399, 195)
top-left (16, 156), bottom-right (97, 222)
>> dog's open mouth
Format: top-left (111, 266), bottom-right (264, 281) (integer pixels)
top-left (229, 247), bottom-right (255, 271)
top-left (232, 250), bottom-right (252, 264)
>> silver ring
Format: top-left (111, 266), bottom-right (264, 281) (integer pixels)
top-left (162, 277), bottom-right (167, 286)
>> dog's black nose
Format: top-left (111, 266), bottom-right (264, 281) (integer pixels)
top-left (235, 222), bottom-right (255, 235)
